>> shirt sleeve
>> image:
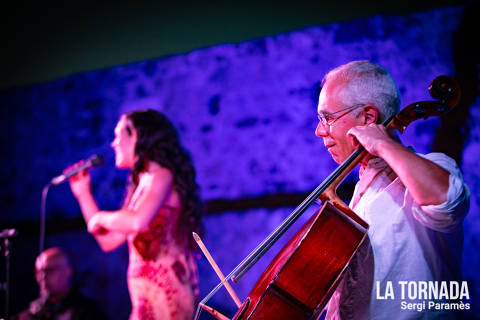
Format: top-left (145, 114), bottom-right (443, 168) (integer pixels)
top-left (411, 152), bottom-right (470, 232)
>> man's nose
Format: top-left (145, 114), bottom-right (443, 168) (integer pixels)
top-left (315, 122), bottom-right (328, 137)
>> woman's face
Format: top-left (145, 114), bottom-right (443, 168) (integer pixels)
top-left (111, 115), bottom-right (137, 169)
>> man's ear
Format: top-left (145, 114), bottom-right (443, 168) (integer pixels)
top-left (362, 105), bottom-right (379, 124)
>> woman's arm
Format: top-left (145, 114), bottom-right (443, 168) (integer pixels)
top-left (88, 165), bottom-right (175, 235)
top-left (68, 164), bottom-right (127, 252)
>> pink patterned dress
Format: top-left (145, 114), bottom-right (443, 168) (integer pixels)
top-left (126, 206), bottom-right (199, 320)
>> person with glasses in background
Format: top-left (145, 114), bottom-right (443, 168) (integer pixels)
top-left (13, 247), bottom-right (106, 320)
top-left (316, 61), bottom-right (469, 319)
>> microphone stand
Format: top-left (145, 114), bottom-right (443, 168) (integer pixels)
top-left (40, 183), bottom-right (53, 254)
top-left (0, 229), bottom-right (18, 320)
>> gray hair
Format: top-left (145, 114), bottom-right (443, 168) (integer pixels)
top-left (322, 60), bottom-right (401, 122)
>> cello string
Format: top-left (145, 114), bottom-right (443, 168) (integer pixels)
top-left (200, 273), bottom-right (233, 305)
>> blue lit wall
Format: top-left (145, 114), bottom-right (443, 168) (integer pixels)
top-left (1, 5), bottom-right (478, 319)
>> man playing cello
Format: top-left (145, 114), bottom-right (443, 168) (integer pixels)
top-left (316, 61), bottom-right (470, 319)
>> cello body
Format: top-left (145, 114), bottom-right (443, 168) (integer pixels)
top-left (233, 201), bottom-right (368, 320)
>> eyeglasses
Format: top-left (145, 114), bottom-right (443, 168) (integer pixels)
top-left (35, 264), bottom-right (67, 276)
top-left (317, 104), bottom-right (365, 127)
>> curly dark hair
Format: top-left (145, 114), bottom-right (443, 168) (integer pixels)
top-left (124, 109), bottom-right (203, 249)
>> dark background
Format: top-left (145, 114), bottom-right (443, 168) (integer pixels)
top-left (1, 1), bottom-right (468, 90)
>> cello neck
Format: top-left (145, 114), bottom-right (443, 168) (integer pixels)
top-left (231, 142), bottom-right (369, 282)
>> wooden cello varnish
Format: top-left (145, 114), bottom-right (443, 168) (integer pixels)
top-left (233, 202), bottom-right (368, 319)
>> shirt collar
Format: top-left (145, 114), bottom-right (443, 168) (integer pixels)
top-left (359, 157), bottom-right (388, 178)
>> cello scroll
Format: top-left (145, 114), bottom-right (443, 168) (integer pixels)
top-left (390, 75), bottom-right (461, 132)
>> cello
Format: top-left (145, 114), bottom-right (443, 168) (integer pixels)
top-left (198, 75), bottom-right (461, 320)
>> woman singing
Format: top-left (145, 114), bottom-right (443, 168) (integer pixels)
top-left (68, 109), bottom-right (202, 320)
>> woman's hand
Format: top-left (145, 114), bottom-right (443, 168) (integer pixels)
top-left (66, 160), bottom-right (92, 199)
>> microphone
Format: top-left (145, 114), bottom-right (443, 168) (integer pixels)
top-left (50, 154), bottom-right (104, 186)
top-left (0, 228), bottom-right (18, 238)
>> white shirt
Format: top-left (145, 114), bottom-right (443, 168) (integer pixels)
top-left (325, 152), bottom-right (470, 320)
